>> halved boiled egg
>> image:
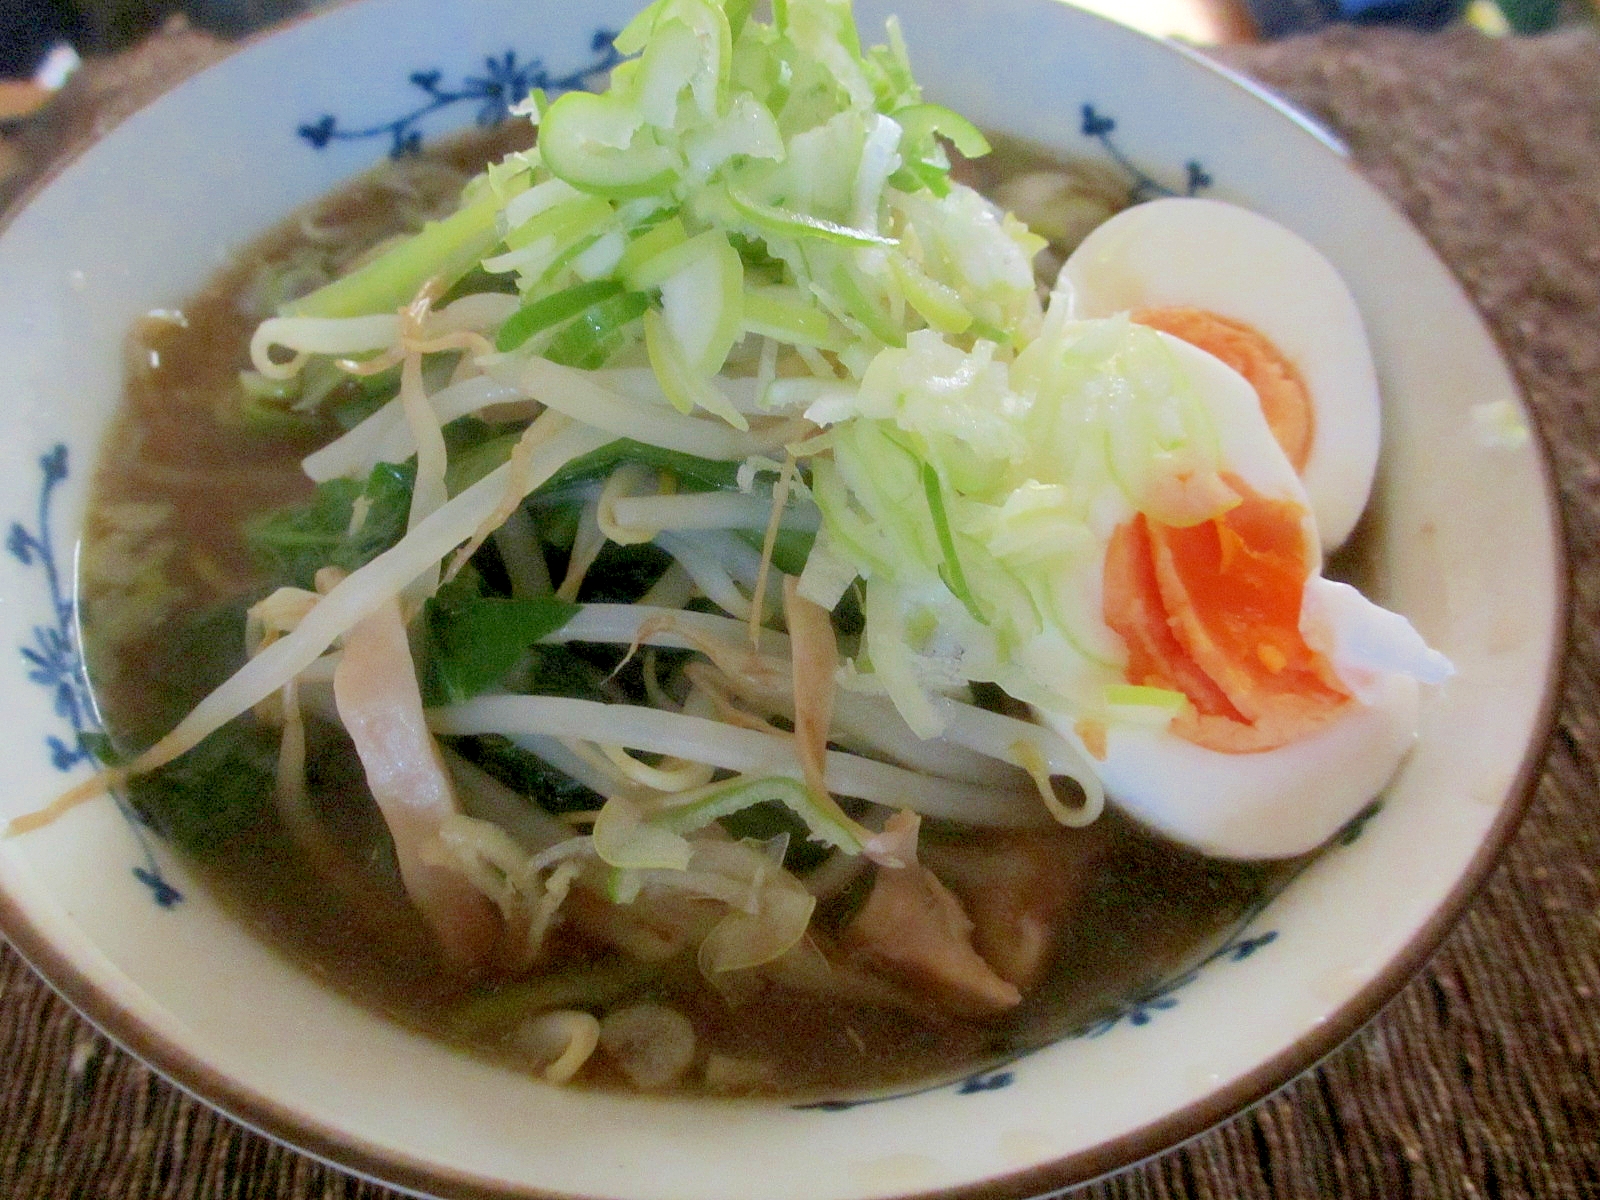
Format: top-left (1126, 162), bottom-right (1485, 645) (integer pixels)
top-left (1032, 326), bottom-right (1449, 860)
top-left (1054, 197), bottom-right (1381, 553)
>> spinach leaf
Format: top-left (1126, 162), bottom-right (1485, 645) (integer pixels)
top-left (733, 526), bottom-right (816, 577)
top-left (538, 438), bottom-right (741, 494)
top-left (454, 734), bottom-right (604, 816)
top-left (718, 800), bottom-right (833, 874)
top-left (97, 597), bottom-right (278, 853)
top-left (422, 585), bottom-right (580, 705)
top-left (126, 720), bottom-right (280, 854)
top-left (577, 541), bottom-right (675, 604)
top-left (444, 429), bottom-right (520, 495)
top-left (245, 460), bottom-right (415, 589)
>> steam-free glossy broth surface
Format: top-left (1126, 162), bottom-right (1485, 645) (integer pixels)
top-left (82, 131), bottom-right (1298, 1099)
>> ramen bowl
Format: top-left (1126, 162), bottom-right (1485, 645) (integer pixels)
top-left (0, 0), bottom-right (1564, 1196)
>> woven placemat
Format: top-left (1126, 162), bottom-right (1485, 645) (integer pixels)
top-left (3, 20), bottom-right (1599, 1200)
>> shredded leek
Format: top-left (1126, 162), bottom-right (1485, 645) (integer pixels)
top-left (496, 279), bottom-right (624, 352)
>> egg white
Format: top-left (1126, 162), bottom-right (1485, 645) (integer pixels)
top-left (1037, 673), bottom-right (1419, 859)
top-left (1054, 196), bottom-right (1381, 553)
top-left (1151, 329), bottom-right (1313, 518)
top-left (1031, 320), bottom-right (1442, 860)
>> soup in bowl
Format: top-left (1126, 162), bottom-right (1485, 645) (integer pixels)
top-left (0, 0), bottom-right (1562, 1195)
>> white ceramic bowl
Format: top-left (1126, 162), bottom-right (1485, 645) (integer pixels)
top-left (0, 1), bottom-right (1564, 1196)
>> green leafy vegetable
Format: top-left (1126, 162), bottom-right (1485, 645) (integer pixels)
top-left (538, 438), bottom-right (743, 494)
top-left (444, 431), bottom-right (522, 495)
top-left (424, 587), bottom-right (580, 705)
top-left (127, 721), bottom-right (280, 853)
top-left (245, 461), bottom-right (415, 589)
top-left (575, 541), bottom-right (677, 604)
top-left (717, 799), bottom-right (833, 872)
top-left (920, 458), bottom-right (984, 625)
top-left (457, 735), bottom-right (605, 816)
top-left (734, 525), bottom-right (815, 576)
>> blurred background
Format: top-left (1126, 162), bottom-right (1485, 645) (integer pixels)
top-left (2, 0), bottom-right (1596, 67)
top-left (1, 0), bottom-right (307, 76)
top-left (0, 0), bottom-right (1594, 125)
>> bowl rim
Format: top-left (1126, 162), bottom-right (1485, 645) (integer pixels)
top-left (0, 1), bottom-right (1572, 1197)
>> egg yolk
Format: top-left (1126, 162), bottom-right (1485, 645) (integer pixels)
top-left (1131, 306), bottom-right (1314, 474)
top-left (1103, 478), bottom-right (1350, 753)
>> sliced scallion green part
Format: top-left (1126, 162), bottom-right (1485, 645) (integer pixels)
top-left (866, 15), bottom-right (918, 108)
top-left (496, 279), bottom-right (624, 352)
top-left (636, 0), bottom-right (732, 125)
top-left (534, 230), bottom-right (610, 289)
top-left (893, 103), bottom-right (991, 159)
top-left (726, 187), bottom-right (899, 248)
top-left (538, 91), bottom-right (680, 199)
top-left (643, 308), bottom-right (748, 429)
top-left (890, 156), bottom-right (953, 198)
top-left (543, 290), bottom-right (652, 369)
top-left (502, 193), bottom-right (614, 254)
top-left (615, 215), bottom-right (690, 284)
top-left (611, 0), bottom-right (659, 55)
top-left (742, 286), bottom-right (844, 350)
top-left (723, 0), bottom-right (755, 38)
top-left (921, 459), bottom-right (986, 625)
top-left (622, 226), bottom-right (726, 292)
top-left (284, 186), bottom-right (507, 318)
top-left (657, 230), bottom-right (744, 375)
top-left (829, 262), bottom-right (902, 346)
top-left (888, 253), bottom-right (971, 335)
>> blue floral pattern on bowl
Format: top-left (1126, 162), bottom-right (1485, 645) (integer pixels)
top-left (298, 32), bottom-right (624, 158)
top-left (1079, 104), bottom-right (1212, 200)
top-left (11, 444), bottom-right (183, 907)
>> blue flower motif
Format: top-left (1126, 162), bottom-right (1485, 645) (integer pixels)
top-left (11, 442), bottom-right (183, 908)
top-left (1077, 902), bottom-right (1285, 1040)
top-left (464, 52), bottom-right (534, 127)
top-left (298, 114), bottom-right (336, 150)
top-left (1230, 930), bottom-right (1279, 961)
top-left (795, 1067), bottom-right (1017, 1112)
top-left (47, 736), bottom-right (82, 773)
top-left (956, 1071), bottom-right (1014, 1094)
top-left (1125, 993), bottom-right (1181, 1027)
top-left (1080, 103), bottom-right (1117, 138)
top-left (133, 868), bottom-right (183, 909)
top-left (8, 522), bottom-right (35, 565)
top-left (41, 443), bottom-right (67, 485)
top-left (299, 33), bottom-right (625, 159)
top-left (1080, 103), bottom-right (1212, 202)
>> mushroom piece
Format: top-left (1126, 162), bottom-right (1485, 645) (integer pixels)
top-left (921, 826), bottom-right (1104, 992)
top-left (840, 863), bottom-right (1021, 1016)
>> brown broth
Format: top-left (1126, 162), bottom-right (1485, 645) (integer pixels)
top-left (82, 132), bottom-right (1302, 1102)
